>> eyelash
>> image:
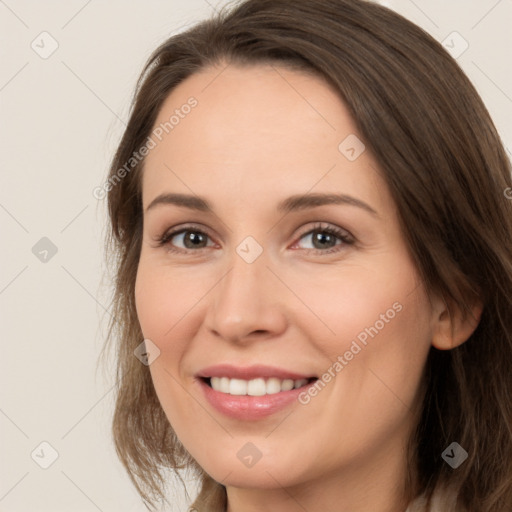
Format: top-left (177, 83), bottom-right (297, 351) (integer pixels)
top-left (155, 222), bottom-right (354, 256)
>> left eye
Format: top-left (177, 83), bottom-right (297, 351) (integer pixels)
top-left (293, 225), bottom-right (354, 252)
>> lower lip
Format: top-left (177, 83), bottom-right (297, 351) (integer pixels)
top-left (198, 378), bottom-right (315, 420)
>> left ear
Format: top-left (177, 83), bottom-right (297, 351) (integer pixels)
top-left (431, 293), bottom-right (484, 350)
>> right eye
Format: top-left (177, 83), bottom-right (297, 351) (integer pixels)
top-left (156, 225), bottom-right (217, 254)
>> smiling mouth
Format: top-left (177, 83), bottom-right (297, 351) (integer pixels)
top-left (201, 376), bottom-right (318, 396)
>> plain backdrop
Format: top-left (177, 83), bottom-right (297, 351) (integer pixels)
top-left (1, 1), bottom-right (511, 511)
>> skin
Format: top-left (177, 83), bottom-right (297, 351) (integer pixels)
top-left (134, 62), bottom-right (482, 512)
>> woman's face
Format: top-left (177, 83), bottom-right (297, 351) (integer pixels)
top-left (135, 63), bottom-right (436, 495)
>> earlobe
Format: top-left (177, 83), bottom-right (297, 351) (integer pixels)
top-left (431, 294), bottom-right (484, 351)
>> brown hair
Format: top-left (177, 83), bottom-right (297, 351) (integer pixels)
top-left (100, 0), bottom-right (512, 510)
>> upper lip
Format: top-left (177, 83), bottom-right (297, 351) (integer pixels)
top-left (196, 364), bottom-right (317, 381)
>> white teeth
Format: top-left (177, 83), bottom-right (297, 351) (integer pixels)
top-left (209, 376), bottom-right (312, 395)
top-left (229, 378), bottom-right (247, 395)
top-left (219, 377), bottom-right (230, 393)
top-left (247, 378), bottom-right (266, 396)
top-left (281, 379), bottom-right (294, 391)
top-left (266, 377), bottom-right (282, 394)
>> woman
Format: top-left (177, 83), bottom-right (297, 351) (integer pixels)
top-left (102, 0), bottom-right (512, 510)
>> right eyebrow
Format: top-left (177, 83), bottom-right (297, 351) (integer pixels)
top-left (145, 193), bottom-right (212, 213)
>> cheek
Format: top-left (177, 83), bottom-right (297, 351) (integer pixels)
top-left (290, 257), bottom-right (427, 352)
top-left (134, 262), bottom-right (205, 424)
top-left (134, 259), bottom-right (207, 349)
top-left (294, 257), bottom-right (432, 406)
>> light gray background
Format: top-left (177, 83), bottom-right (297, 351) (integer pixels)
top-left (1, 1), bottom-right (511, 511)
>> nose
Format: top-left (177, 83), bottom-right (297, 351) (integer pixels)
top-left (203, 246), bottom-right (288, 344)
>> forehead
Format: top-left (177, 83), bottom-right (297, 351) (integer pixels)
top-left (147, 62), bottom-right (352, 157)
top-left (141, 63), bottom-right (390, 217)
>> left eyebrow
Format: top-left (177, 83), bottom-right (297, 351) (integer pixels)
top-left (277, 193), bottom-right (379, 218)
